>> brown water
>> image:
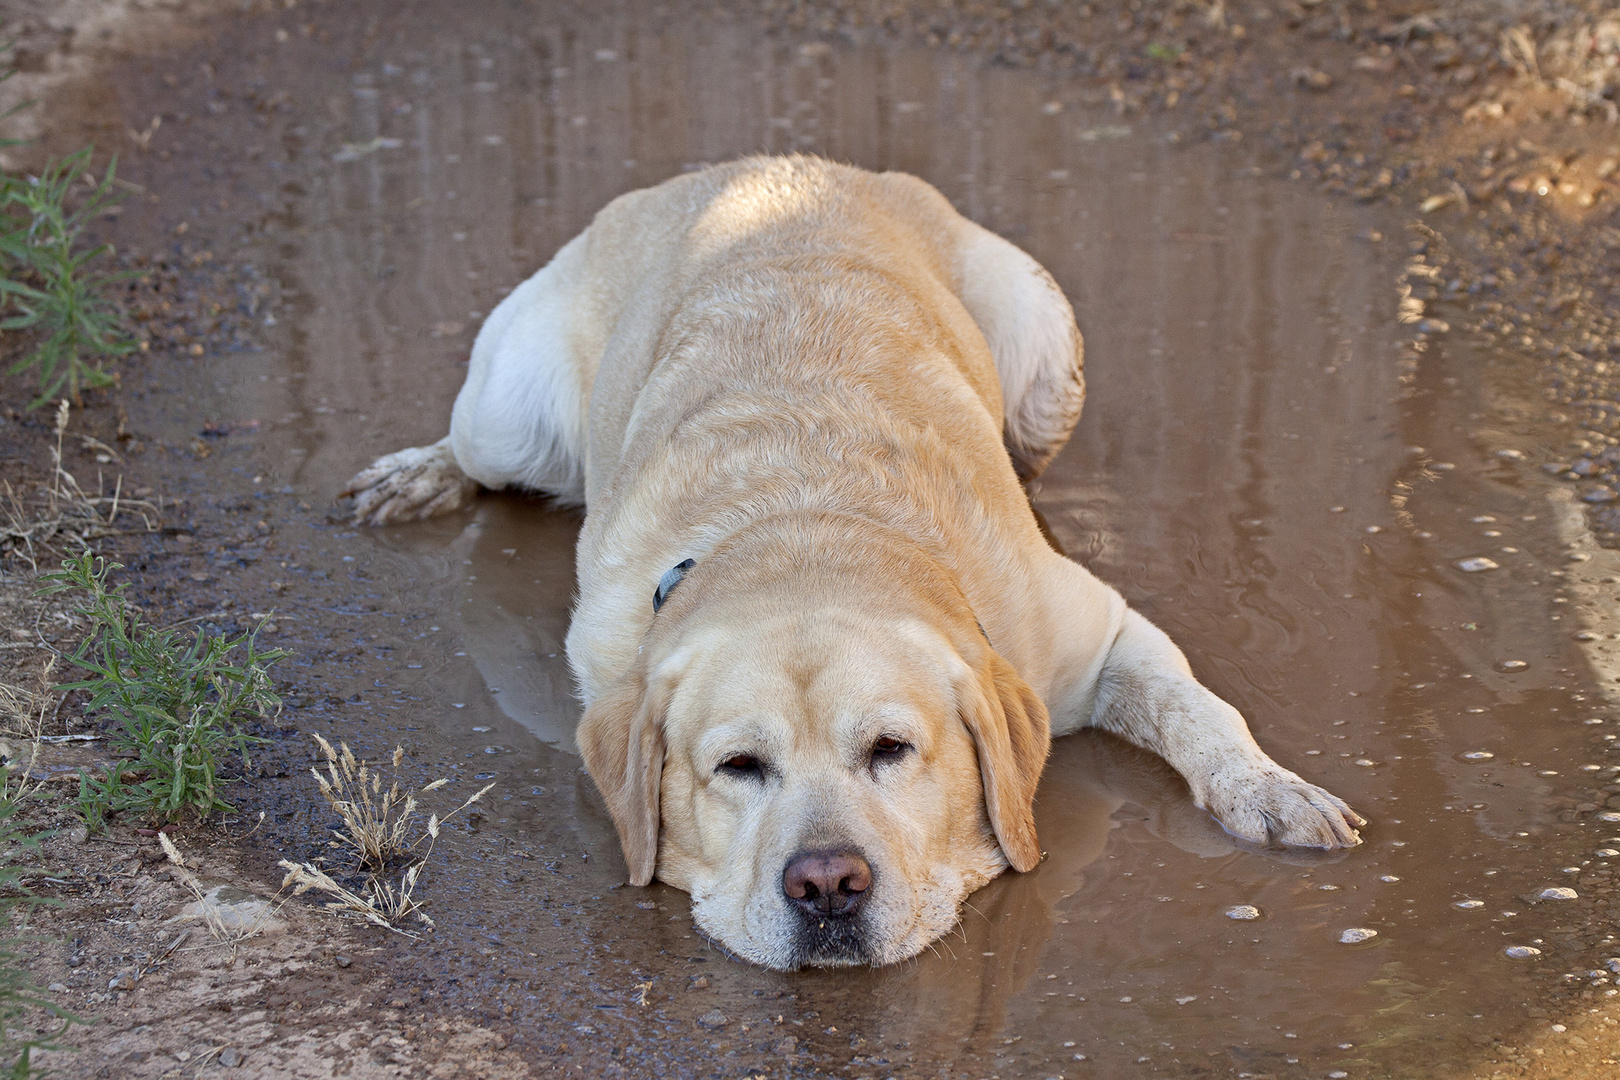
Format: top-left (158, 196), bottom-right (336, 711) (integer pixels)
top-left (94, 1), bottom-right (1620, 1076)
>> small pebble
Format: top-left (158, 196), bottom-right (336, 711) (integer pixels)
top-left (219, 1047), bottom-right (241, 1068)
top-left (1454, 557), bottom-right (1499, 572)
top-left (1339, 928), bottom-right (1378, 944)
top-left (334, 955), bottom-right (352, 968)
top-left (47, 982), bottom-right (67, 993)
top-left (1461, 751), bottom-right (1494, 761)
top-left (1538, 887), bottom-right (1578, 901)
top-left (1495, 660), bottom-right (1528, 672)
top-left (1225, 905), bottom-right (1262, 920)
top-left (1454, 900), bottom-right (1485, 909)
top-left (1295, 67), bottom-right (1333, 90)
top-left (696, 1008), bottom-right (728, 1030)
top-left (1504, 946), bottom-right (1542, 959)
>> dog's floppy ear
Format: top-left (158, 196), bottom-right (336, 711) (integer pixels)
top-left (578, 665), bottom-right (668, 886)
top-left (961, 649), bottom-right (1051, 873)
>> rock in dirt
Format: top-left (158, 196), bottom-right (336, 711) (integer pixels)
top-left (696, 1009), bottom-right (728, 1030)
top-left (218, 1047), bottom-right (242, 1068)
top-left (171, 884), bottom-right (287, 935)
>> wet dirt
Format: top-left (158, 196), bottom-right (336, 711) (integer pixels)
top-left (9, 0), bottom-right (1620, 1077)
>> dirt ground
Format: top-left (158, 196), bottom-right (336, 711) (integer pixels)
top-left (4, 0), bottom-right (1620, 1077)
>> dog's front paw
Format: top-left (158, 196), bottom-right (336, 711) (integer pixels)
top-left (340, 439), bottom-right (478, 525)
top-left (1198, 764), bottom-right (1365, 850)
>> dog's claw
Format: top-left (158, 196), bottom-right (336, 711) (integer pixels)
top-left (340, 439), bottom-right (478, 526)
top-left (1200, 765), bottom-right (1365, 850)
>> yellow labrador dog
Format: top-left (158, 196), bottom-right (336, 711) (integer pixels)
top-left (344, 156), bottom-right (1363, 970)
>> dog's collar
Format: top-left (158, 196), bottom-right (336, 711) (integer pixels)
top-left (653, 558), bottom-right (696, 612)
top-left (651, 556), bottom-right (993, 645)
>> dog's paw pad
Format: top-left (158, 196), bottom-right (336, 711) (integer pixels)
top-left (340, 441), bottom-right (478, 526)
top-left (1205, 768), bottom-right (1364, 850)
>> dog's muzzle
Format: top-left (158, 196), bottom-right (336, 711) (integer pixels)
top-left (783, 848), bottom-right (873, 966)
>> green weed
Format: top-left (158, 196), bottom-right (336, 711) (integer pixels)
top-left (0, 794), bottom-right (77, 1078)
top-left (0, 148), bottom-right (135, 408)
top-left (40, 553), bottom-right (286, 829)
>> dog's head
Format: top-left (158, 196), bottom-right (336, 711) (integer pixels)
top-left (577, 542), bottom-right (1049, 969)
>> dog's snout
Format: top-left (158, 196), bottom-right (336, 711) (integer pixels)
top-left (782, 850), bottom-right (871, 918)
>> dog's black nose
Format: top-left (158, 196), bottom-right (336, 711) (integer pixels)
top-left (782, 850), bottom-right (871, 918)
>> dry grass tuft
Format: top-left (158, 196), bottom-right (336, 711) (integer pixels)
top-left (0, 658), bottom-right (54, 802)
top-left (277, 858), bottom-right (432, 938)
top-left (281, 736), bottom-right (493, 936)
top-left (0, 400), bottom-right (157, 570)
top-left (1502, 16), bottom-right (1620, 121)
top-left (309, 733), bottom-right (451, 870)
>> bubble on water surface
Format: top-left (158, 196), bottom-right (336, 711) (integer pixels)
top-left (1225, 905), bottom-right (1262, 920)
top-left (1339, 928), bottom-right (1378, 944)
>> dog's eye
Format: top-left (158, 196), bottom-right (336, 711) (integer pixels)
top-left (870, 736), bottom-right (911, 761)
top-left (717, 754), bottom-right (763, 777)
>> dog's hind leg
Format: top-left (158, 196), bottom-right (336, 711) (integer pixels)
top-left (343, 232), bottom-right (594, 525)
top-left (342, 437), bottom-right (479, 526)
top-left (950, 221), bottom-right (1085, 480)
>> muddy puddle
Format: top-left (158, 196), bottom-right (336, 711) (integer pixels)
top-left (76, 1), bottom-right (1620, 1076)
